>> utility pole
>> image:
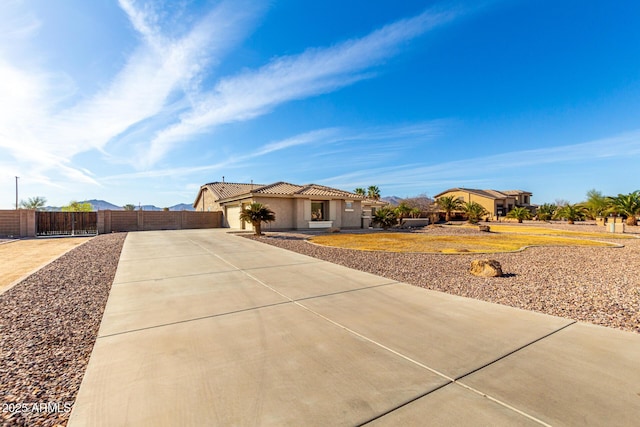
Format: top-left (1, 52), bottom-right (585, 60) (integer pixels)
top-left (15, 176), bottom-right (19, 210)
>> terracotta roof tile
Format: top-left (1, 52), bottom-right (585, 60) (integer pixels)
top-left (205, 182), bottom-right (264, 199)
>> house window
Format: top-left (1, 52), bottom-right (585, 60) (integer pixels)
top-left (311, 201), bottom-right (326, 221)
top-left (345, 201), bottom-right (353, 212)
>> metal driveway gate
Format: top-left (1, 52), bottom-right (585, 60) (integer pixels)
top-left (36, 212), bottom-right (98, 236)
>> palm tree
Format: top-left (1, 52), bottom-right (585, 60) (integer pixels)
top-left (354, 188), bottom-right (366, 197)
top-left (372, 206), bottom-right (397, 229)
top-left (239, 203), bottom-right (276, 236)
top-left (394, 202), bottom-right (412, 219)
top-left (608, 191), bottom-right (640, 226)
top-left (367, 185), bottom-right (381, 200)
top-left (506, 206), bottom-right (532, 223)
top-left (19, 196), bottom-right (47, 210)
top-left (536, 203), bottom-right (557, 221)
top-left (436, 195), bottom-right (463, 222)
top-left (553, 203), bottom-right (586, 224)
top-left (462, 201), bottom-right (488, 224)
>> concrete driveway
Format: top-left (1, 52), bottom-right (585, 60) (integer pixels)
top-left (69, 229), bottom-right (640, 426)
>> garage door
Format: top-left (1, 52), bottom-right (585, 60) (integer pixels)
top-left (225, 205), bottom-right (241, 229)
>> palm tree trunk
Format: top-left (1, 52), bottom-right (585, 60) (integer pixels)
top-left (626, 216), bottom-right (637, 226)
top-left (254, 221), bottom-right (262, 236)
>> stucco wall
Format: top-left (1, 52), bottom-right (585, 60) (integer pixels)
top-left (439, 190), bottom-right (497, 218)
top-left (194, 187), bottom-right (223, 213)
top-left (252, 197), bottom-right (296, 230)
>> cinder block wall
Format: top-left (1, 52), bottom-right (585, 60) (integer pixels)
top-left (0, 210), bottom-right (35, 237)
top-left (98, 210), bottom-right (221, 233)
top-left (0, 210), bottom-right (20, 236)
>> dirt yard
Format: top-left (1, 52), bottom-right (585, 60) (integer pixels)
top-left (0, 237), bottom-right (92, 294)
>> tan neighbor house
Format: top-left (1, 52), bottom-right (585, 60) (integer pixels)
top-left (193, 181), bottom-right (384, 230)
top-left (434, 188), bottom-right (533, 220)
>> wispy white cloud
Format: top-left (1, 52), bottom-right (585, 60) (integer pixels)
top-left (321, 130), bottom-right (640, 191)
top-left (141, 5), bottom-right (462, 166)
top-left (0, 0), bottom-right (262, 185)
top-left (103, 121), bottom-right (444, 182)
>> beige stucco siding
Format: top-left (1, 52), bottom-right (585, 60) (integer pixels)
top-left (339, 200), bottom-right (363, 228)
top-left (253, 196), bottom-right (296, 230)
top-left (195, 187), bottom-right (223, 213)
top-left (439, 190), bottom-right (497, 217)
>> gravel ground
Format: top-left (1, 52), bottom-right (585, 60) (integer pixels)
top-left (249, 223), bottom-right (640, 334)
top-left (0, 233), bottom-right (126, 427)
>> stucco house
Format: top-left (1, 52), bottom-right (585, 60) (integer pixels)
top-left (193, 181), bottom-right (384, 230)
top-left (434, 188), bottom-right (533, 219)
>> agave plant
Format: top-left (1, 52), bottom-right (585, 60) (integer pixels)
top-left (239, 203), bottom-right (276, 235)
top-left (506, 206), bottom-right (532, 223)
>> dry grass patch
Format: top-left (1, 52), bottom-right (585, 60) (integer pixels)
top-left (309, 232), bottom-right (618, 253)
top-left (478, 224), bottom-right (634, 239)
top-left (0, 237), bottom-right (92, 293)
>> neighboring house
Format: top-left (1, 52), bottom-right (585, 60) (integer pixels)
top-left (434, 188), bottom-right (533, 219)
top-left (193, 181), bottom-right (384, 230)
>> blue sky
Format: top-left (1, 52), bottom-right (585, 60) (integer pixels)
top-left (1, 0), bottom-right (639, 209)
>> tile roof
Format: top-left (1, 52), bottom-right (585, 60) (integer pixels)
top-left (436, 188), bottom-right (532, 199)
top-left (204, 182), bottom-right (265, 200)
top-left (202, 181), bottom-right (364, 201)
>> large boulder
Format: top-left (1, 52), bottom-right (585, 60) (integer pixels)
top-left (470, 259), bottom-right (503, 277)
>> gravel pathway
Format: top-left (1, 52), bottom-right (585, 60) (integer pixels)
top-left (249, 224), bottom-right (640, 334)
top-left (1, 233), bottom-right (126, 427)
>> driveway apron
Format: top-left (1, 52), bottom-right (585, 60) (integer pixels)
top-left (69, 229), bottom-right (640, 426)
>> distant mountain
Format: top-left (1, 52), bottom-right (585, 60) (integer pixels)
top-left (41, 200), bottom-right (195, 211)
top-left (85, 199), bottom-right (122, 211)
top-left (139, 204), bottom-right (162, 211)
top-left (381, 196), bottom-right (403, 206)
top-left (169, 203), bottom-right (195, 211)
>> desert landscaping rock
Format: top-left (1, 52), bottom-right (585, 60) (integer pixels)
top-left (0, 233), bottom-right (125, 427)
top-left (470, 259), bottom-right (503, 277)
top-left (249, 224), bottom-right (640, 334)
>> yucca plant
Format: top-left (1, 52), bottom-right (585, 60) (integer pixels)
top-left (239, 203), bottom-right (276, 235)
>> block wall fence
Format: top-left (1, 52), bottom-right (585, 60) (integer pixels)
top-left (0, 210), bottom-right (222, 237)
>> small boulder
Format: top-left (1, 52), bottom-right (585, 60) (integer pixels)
top-left (478, 225), bottom-right (491, 232)
top-left (327, 227), bottom-right (341, 233)
top-left (470, 259), bottom-right (503, 277)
